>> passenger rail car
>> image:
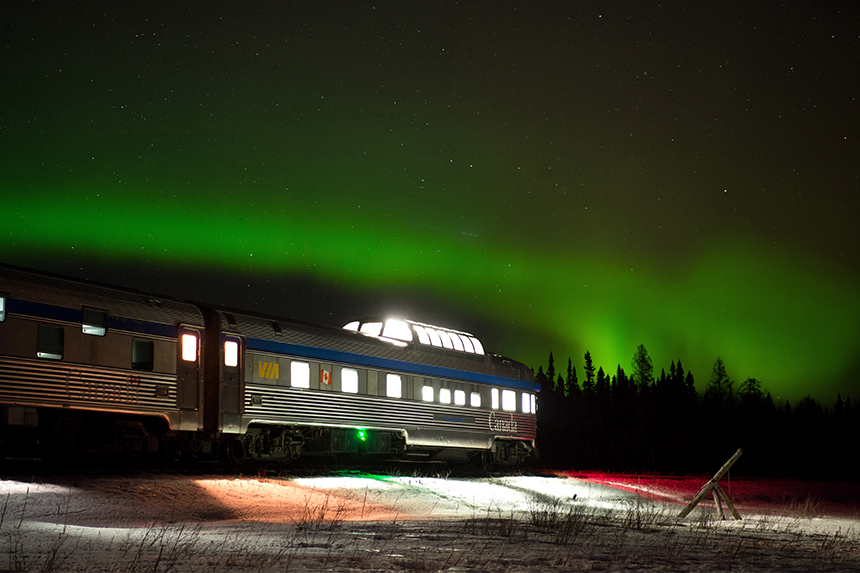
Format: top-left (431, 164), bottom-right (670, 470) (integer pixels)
top-left (0, 265), bottom-right (539, 465)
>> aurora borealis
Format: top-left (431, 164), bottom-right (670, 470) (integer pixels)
top-left (2, 2), bottom-right (859, 403)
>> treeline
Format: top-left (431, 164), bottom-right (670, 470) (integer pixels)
top-left (535, 346), bottom-right (860, 479)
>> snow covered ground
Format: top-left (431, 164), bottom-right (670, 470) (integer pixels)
top-left (1, 471), bottom-right (858, 571)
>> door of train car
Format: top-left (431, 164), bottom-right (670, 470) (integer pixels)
top-left (219, 333), bottom-right (243, 434)
top-left (200, 307), bottom-right (243, 436)
top-left (177, 325), bottom-right (202, 431)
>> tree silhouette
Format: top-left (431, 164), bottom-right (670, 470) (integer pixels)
top-left (532, 345), bottom-right (860, 478)
top-left (547, 352), bottom-right (557, 393)
top-left (631, 344), bottom-right (654, 390)
top-left (738, 377), bottom-right (763, 405)
top-left (583, 351), bottom-right (595, 395)
top-left (705, 357), bottom-right (733, 402)
top-left (565, 358), bottom-right (579, 397)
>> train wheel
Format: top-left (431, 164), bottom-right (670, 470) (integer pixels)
top-left (226, 436), bottom-right (249, 465)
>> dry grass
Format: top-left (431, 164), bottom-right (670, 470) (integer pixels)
top-left (2, 478), bottom-right (860, 572)
top-left (788, 494), bottom-right (825, 519)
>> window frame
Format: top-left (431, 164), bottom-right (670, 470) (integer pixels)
top-left (223, 339), bottom-right (239, 368)
top-left (439, 387), bottom-right (452, 404)
top-left (82, 307), bottom-right (107, 336)
top-left (291, 361), bottom-right (311, 389)
top-left (341, 367), bottom-right (359, 394)
top-left (180, 332), bottom-right (198, 362)
top-left (132, 339), bottom-right (155, 371)
top-left (501, 389), bottom-right (517, 412)
top-left (37, 324), bottom-right (64, 360)
top-left (385, 373), bottom-right (402, 398)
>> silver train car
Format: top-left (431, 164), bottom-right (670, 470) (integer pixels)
top-left (0, 265), bottom-right (539, 465)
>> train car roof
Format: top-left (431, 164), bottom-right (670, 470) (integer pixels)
top-left (203, 304), bottom-right (536, 389)
top-left (0, 263), bottom-right (205, 327)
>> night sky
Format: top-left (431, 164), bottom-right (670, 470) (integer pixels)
top-left (3, 1), bottom-right (859, 404)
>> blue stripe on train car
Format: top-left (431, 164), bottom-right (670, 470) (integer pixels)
top-left (246, 337), bottom-right (539, 392)
top-left (5, 299), bottom-right (179, 339)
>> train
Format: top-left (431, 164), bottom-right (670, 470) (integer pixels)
top-left (0, 264), bottom-right (539, 466)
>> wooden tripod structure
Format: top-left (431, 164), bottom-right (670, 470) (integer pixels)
top-left (678, 448), bottom-right (743, 520)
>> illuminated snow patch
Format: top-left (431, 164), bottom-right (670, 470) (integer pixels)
top-left (0, 480), bottom-right (77, 495)
top-left (498, 476), bottom-right (634, 510)
top-left (383, 477), bottom-right (534, 512)
top-left (292, 476), bottom-right (396, 490)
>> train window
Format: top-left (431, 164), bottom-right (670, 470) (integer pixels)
top-left (531, 394), bottom-right (537, 414)
top-left (291, 361), bottom-right (310, 388)
top-left (0, 294), bottom-right (6, 322)
top-left (37, 325), bottom-right (64, 360)
top-left (437, 330), bottom-right (454, 349)
top-left (439, 388), bottom-right (451, 404)
top-left (422, 385), bottom-right (434, 402)
top-left (82, 307), bottom-right (107, 336)
top-left (454, 389), bottom-right (466, 406)
top-left (470, 391), bottom-right (481, 407)
top-left (449, 334), bottom-right (464, 352)
top-left (181, 333), bottom-right (197, 362)
top-left (501, 389), bottom-right (516, 412)
top-left (491, 388), bottom-right (499, 409)
top-left (469, 337), bottom-right (484, 355)
top-left (224, 340), bottom-right (239, 367)
top-left (342, 368), bottom-right (359, 393)
top-left (459, 335), bottom-right (475, 353)
top-left (342, 321), bottom-right (359, 331)
top-left (360, 322), bottom-right (382, 337)
top-left (386, 374), bottom-right (402, 398)
top-left (522, 393), bottom-right (531, 413)
top-left (412, 325), bottom-right (430, 345)
top-left (382, 319), bottom-right (413, 342)
top-left (271, 321), bottom-right (282, 336)
top-left (132, 339), bottom-right (154, 370)
top-left (425, 328), bottom-right (442, 347)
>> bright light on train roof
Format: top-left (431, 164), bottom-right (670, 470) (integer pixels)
top-left (342, 318), bottom-right (484, 355)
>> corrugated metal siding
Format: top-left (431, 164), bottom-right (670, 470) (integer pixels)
top-left (243, 383), bottom-right (537, 440)
top-left (0, 357), bottom-right (179, 414)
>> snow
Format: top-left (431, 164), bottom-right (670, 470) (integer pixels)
top-left (1, 472), bottom-right (859, 571)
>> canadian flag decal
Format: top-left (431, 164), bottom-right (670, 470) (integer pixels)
top-left (321, 368), bottom-right (331, 385)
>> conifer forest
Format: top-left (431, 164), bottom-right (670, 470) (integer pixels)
top-left (535, 346), bottom-right (860, 480)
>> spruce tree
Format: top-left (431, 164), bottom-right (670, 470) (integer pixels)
top-left (596, 366), bottom-right (608, 397)
top-left (535, 365), bottom-right (547, 389)
top-left (565, 358), bottom-right (579, 396)
top-left (631, 344), bottom-right (654, 390)
top-left (583, 351), bottom-right (595, 394)
top-left (705, 357), bottom-right (733, 402)
top-left (547, 352), bottom-right (557, 393)
top-left (684, 370), bottom-right (696, 400)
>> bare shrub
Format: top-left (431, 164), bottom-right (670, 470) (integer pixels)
top-left (789, 495), bottom-right (824, 519)
top-left (292, 490), bottom-right (352, 531)
top-left (617, 500), bottom-right (667, 531)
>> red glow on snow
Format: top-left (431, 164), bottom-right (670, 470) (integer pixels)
top-left (565, 471), bottom-right (860, 517)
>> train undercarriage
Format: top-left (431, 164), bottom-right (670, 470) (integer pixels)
top-left (0, 406), bottom-right (534, 469)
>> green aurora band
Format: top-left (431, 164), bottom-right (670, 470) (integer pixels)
top-left (4, 187), bottom-right (858, 404)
